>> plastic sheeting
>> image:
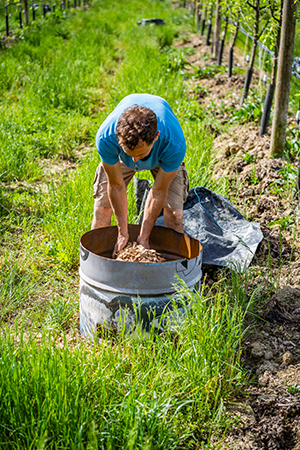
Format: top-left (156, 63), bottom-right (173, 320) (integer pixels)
top-left (155, 186), bottom-right (263, 271)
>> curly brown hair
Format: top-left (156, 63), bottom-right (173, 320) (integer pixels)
top-left (116, 105), bottom-right (158, 151)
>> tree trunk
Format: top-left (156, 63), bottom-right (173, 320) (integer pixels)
top-left (195, 2), bottom-right (200, 28)
top-left (23, 0), bottom-right (29, 26)
top-left (270, 0), bottom-right (298, 157)
top-left (259, 0), bottom-right (283, 136)
top-left (231, 18), bottom-right (239, 49)
top-left (271, 0), bottom-right (283, 85)
top-left (213, 0), bottom-right (221, 59)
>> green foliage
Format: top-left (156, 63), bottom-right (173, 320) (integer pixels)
top-left (288, 385), bottom-right (300, 395)
top-left (285, 127), bottom-right (300, 158)
top-left (229, 93), bottom-right (263, 124)
top-left (190, 64), bottom-right (226, 80)
top-left (157, 26), bottom-right (178, 49)
top-left (46, 297), bottom-right (77, 331)
top-left (266, 160), bottom-right (298, 198)
top-left (268, 215), bottom-right (293, 232)
top-left (243, 152), bottom-right (256, 163)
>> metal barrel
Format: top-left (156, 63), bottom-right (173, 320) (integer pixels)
top-left (79, 225), bottom-right (203, 336)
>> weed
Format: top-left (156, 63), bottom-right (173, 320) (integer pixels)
top-left (189, 64), bottom-right (226, 80)
top-left (229, 93), bottom-right (263, 124)
top-left (288, 385), bottom-right (300, 395)
top-left (268, 215), bottom-right (293, 233)
top-left (243, 152), bottom-right (256, 164)
top-left (46, 297), bottom-right (77, 331)
top-left (158, 27), bottom-right (178, 49)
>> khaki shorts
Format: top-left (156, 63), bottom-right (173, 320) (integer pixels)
top-left (93, 161), bottom-right (189, 210)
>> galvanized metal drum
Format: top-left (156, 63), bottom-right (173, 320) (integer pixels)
top-left (80, 224), bottom-right (202, 336)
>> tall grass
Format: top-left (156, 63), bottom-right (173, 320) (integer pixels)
top-left (0, 256), bottom-right (41, 323)
top-left (0, 283), bottom-right (248, 449)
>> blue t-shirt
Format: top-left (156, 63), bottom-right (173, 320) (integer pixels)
top-left (96, 94), bottom-right (186, 173)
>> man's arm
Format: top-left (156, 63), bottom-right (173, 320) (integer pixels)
top-left (102, 161), bottom-right (129, 257)
top-left (137, 167), bottom-right (178, 248)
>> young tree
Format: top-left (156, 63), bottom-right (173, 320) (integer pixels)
top-left (259, 0), bottom-right (283, 136)
top-left (24, 0), bottom-right (29, 25)
top-left (200, 3), bottom-right (207, 35)
top-left (270, 0), bottom-right (298, 156)
top-left (205, 3), bottom-right (214, 46)
top-left (195, 1), bottom-right (201, 28)
top-left (240, 0), bottom-right (271, 104)
top-left (213, 0), bottom-right (221, 58)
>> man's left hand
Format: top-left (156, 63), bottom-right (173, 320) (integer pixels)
top-left (137, 235), bottom-right (150, 249)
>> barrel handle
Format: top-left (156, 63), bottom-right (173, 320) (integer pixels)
top-left (80, 246), bottom-right (89, 261)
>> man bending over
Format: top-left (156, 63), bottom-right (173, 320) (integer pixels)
top-left (92, 93), bottom-right (189, 256)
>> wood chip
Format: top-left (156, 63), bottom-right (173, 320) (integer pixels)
top-left (115, 242), bottom-right (166, 263)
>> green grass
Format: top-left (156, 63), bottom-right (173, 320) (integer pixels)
top-left (0, 283), bottom-right (248, 449)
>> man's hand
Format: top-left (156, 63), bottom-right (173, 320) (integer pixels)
top-left (136, 235), bottom-right (150, 249)
top-left (113, 232), bottom-right (129, 259)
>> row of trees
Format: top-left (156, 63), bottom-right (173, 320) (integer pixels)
top-left (0, 0), bottom-right (88, 39)
top-left (185, 0), bottom-right (299, 157)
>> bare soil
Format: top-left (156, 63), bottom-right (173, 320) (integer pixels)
top-left (177, 32), bottom-right (300, 449)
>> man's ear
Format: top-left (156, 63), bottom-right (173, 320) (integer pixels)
top-left (154, 131), bottom-right (160, 141)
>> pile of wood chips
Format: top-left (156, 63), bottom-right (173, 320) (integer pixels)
top-left (115, 242), bottom-right (166, 263)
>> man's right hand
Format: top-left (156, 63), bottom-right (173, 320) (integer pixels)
top-left (113, 232), bottom-right (129, 259)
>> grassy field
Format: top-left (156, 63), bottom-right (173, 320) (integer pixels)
top-left (0, 1), bottom-right (298, 448)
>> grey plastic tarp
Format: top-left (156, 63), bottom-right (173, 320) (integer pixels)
top-left (135, 182), bottom-right (263, 271)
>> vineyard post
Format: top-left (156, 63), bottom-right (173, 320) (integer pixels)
top-left (24, 0), bottom-right (29, 25)
top-left (32, 1), bottom-right (35, 20)
top-left (206, 5), bottom-right (213, 46)
top-left (270, 0), bottom-right (298, 156)
top-left (201, 16), bottom-right (206, 34)
top-left (19, 5), bottom-right (23, 27)
top-left (228, 19), bottom-right (239, 77)
top-left (206, 19), bottom-right (212, 45)
top-left (201, 4), bottom-right (207, 35)
top-left (217, 15), bottom-right (228, 65)
top-left (5, 5), bottom-right (9, 36)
